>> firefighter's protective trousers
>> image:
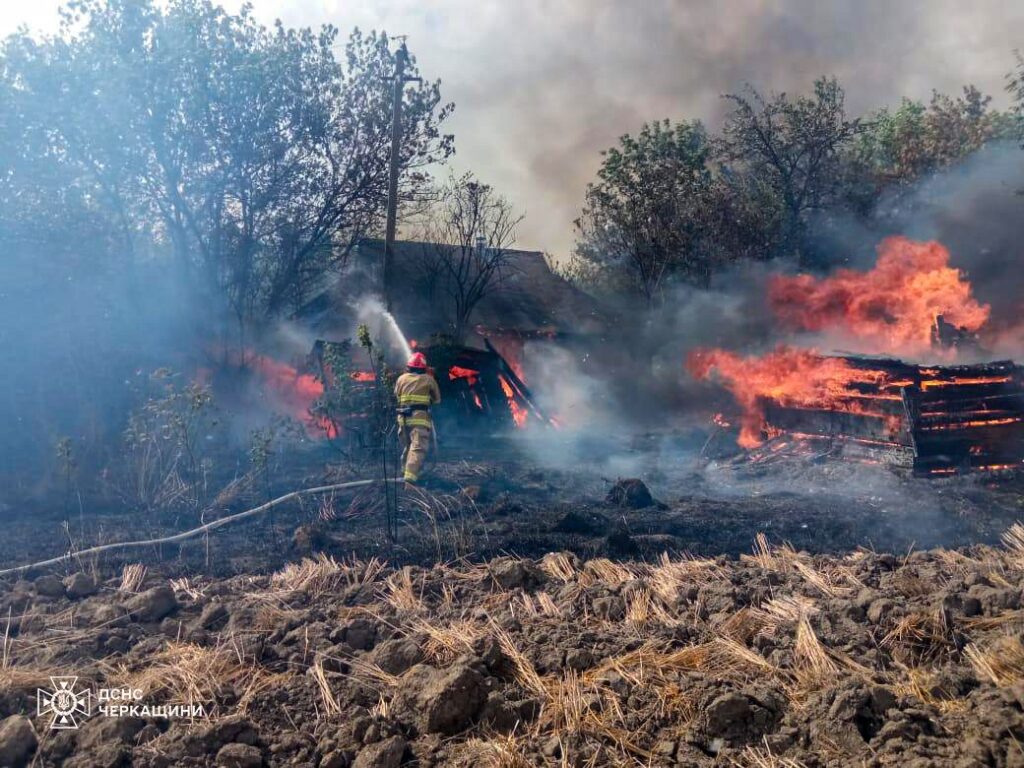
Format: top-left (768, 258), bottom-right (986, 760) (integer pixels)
top-left (394, 371), bottom-right (441, 483)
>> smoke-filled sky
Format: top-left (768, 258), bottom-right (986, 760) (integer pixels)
top-left (3, 0), bottom-right (1022, 257)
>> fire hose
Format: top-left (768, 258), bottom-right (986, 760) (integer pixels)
top-left (0, 478), bottom-right (402, 578)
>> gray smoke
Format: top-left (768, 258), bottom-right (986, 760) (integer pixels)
top-left (235, 0), bottom-right (1020, 258)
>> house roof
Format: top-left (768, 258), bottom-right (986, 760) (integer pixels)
top-left (299, 238), bottom-right (608, 342)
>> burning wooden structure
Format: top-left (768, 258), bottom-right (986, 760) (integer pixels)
top-left (758, 356), bottom-right (1024, 476)
top-left (308, 338), bottom-right (548, 448)
top-left (440, 339), bottom-right (549, 431)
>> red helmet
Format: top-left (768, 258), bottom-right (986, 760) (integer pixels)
top-left (407, 352), bottom-right (428, 370)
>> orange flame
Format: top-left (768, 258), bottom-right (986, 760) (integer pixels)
top-left (687, 346), bottom-right (896, 448)
top-left (449, 366), bottom-right (480, 386)
top-left (245, 352), bottom-right (335, 438)
top-left (498, 374), bottom-right (529, 428)
top-left (769, 236), bottom-right (990, 357)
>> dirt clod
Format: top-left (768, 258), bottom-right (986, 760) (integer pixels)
top-left (33, 574), bottom-right (65, 599)
top-left (488, 557), bottom-right (545, 590)
top-left (606, 478), bottom-right (655, 509)
top-left (63, 572), bottom-right (97, 599)
top-left (370, 638), bottom-right (424, 675)
top-left (216, 742), bottom-right (264, 768)
top-left (126, 585), bottom-right (178, 622)
top-left (0, 716), bottom-right (37, 768)
top-left (395, 660), bottom-right (488, 735)
top-left (352, 736), bottom-right (406, 768)
top-left (77, 717), bottom-right (145, 751)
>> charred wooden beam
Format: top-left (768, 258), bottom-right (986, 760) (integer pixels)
top-left (760, 355), bottom-right (1024, 476)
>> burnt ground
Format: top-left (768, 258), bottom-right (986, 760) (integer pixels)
top-left (2, 438), bottom-right (1024, 766)
top-left (1, 434), bottom-right (1023, 578)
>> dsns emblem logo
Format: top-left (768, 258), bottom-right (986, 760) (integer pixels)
top-left (37, 677), bottom-right (92, 729)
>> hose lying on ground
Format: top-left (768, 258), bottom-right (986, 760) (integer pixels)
top-left (0, 478), bottom-right (400, 578)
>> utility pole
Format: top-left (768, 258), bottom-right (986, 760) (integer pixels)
top-left (383, 39), bottom-right (420, 312)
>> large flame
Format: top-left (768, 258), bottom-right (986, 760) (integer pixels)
top-left (769, 236), bottom-right (990, 357)
top-left (498, 374), bottom-right (529, 428)
top-left (242, 352), bottom-right (334, 438)
top-left (687, 346), bottom-right (896, 448)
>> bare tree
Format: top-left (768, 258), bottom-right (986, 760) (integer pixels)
top-left (415, 174), bottom-right (523, 342)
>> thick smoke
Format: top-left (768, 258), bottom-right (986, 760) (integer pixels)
top-left (231, 0), bottom-right (1023, 258)
top-left (640, 142), bottom-right (1024, 377)
top-left (508, 142), bottom-right (1024, 511)
top-left (0, 253), bottom-right (211, 484)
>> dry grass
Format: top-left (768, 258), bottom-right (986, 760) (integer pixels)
top-left (489, 621), bottom-right (645, 757)
top-left (745, 533), bottom-right (779, 571)
top-left (409, 616), bottom-right (485, 664)
top-left (535, 592), bottom-right (562, 618)
top-left (381, 567), bottom-right (423, 613)
top-left (881, 608), bottom-right (957, 664)
top-left (111, 641), bottom-right (248, 709)
top-left (625, 588), bottom-right (652, 627)
top-left (791, 617), bottom-right (839, 691)
top-left (119, 563), bottom-right (147, 593)
top-left (0, 665), bottom-right (56, 693)
top-left (515, 592), bottom-right (562, 620)
top-left (742, 535), bottom-right (852, 597)
top-left (649, 552), bottom-right (722, 603)
top-left (751, 595), bottom-right (818, 639)
top-left (962, 609), bottom-right (1024, 632)
top-left (789, 558), bottom-right (845, 598)
top-left (235, 669), bottom-right (291, 714)
top-left (539, 552), bottom-right (578, 583)
top-left (310, 658), bottom-right (342, 716)
top-left (169, 576), bottom-right (204, 601)
top-left (1001, 522), bottom-right (1024, 567)
top-left (966, 636), bottom-right (1024, 686)
top-left (731, 738), bottom-right (809, 767)
top-left (582, 558), bottom-right (636, 588)
top-left (271, 554), bottom-right (385, 598)
top-left (716, 607), bottom-right (764, 644)
top-left (453, 734), bottom-right (534, 768)
top-left (590, 638), bottom-right (776, 687)
top-left (491, 621), bottom-right (545, 697)
top-left (247, 603), bottom-right (305, 635)
top-left (371, 692), bottom-right (391, 719)
top-left (440, 582), bottom-right (458, 612)
top-left (345, 654), bottom-right (401, 693)
top-left (710, 638), bottom-right (780, 679)
top-left (933, 548), bottom-right (983, 575)
top-left (2, 607), bottom-right (11, 672)
top-left (893, 665), bottom-right (968, 714)
top-left (444, 561), bottom-right (492, 585)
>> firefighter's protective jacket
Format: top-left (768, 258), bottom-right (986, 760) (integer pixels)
top-left (394, 371), bottom-right (441, 429)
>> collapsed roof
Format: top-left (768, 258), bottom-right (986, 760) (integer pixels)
top-left (298, 238), bottom-right (608, 343)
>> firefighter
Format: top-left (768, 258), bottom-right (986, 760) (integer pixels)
top-left (394, 351), bottom-right (441, 485)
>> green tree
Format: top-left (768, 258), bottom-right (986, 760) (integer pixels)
top-left (847, 85), bottom-right (1008, 209)
top-left (719, 78), bottom-right (860, 267)
top-left (0, 0), bottom-right (454, 348)
top-left (1006, 50), bottom-right (1024, 145)
top-left (0, 0), bottom-right (454, 475)
top-left (572, 119), bottom-right (716, 304)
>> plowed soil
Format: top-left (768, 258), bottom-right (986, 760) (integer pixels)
top-left (2, 453), bottom-right (1024, 767)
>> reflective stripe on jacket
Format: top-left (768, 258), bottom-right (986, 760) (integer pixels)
top-left (394, 371), bottom-right (441, 429)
